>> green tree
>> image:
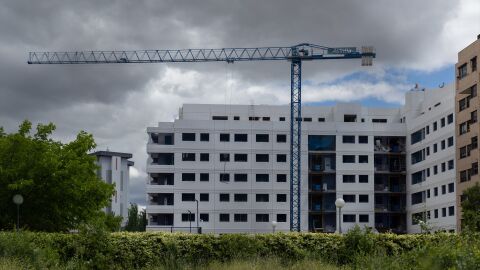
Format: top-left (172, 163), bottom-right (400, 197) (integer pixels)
top-left (0, 120), bottom-right (114, 232)
top-left (461, 183), bottom-right (480, 231)
top-left (124, 203), bottom-right (146, 231)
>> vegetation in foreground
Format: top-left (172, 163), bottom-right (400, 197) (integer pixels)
top-left (0, 226), bottom-right (479, 270)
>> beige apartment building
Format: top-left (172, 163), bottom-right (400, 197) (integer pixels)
top-left (455, 35), bottom-right (479, 231)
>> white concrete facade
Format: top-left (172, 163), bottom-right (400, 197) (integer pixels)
top-left (92, 151), bottom-right (134, 225)
top-left (146, 84), bottom-right (456, 234)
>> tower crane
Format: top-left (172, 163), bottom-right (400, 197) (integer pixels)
top-left (28, 43), bottom-right (375, 232)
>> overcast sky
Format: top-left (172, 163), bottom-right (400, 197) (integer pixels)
top-left (1, 0), bottom-right (479, 206)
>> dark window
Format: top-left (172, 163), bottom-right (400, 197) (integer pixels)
top-left (234, 214), bottom-right (248, 222)
top-left (200, 213), bottom-right (209, 222)
top-left (152, 153), bottom-right (175, 165)
top-left (182, 213), bottom-right (195, 222)
top-left (277, 214), bottom-right (287, 222)
top-left (458, 63), bottom-right (467, 79)
top-left (200, 193), bottom-right (209, 201)
top-left (447, 114), bottom-right (454, 124)
top-left (256, 134), bottom-right (269, 142)
top-left (411, 191), bottom-right (425, 205)
top-left (308, 135), bottom-right (336, 151)
top-left (449, 206), bottom-right (455, 216)
top-left (219, 213), bottom-right (229, 222)
top-left (220, 153), bottom-right (230, 162)
top-left (200, 153), bottom-right (209, 161)
top-left (200, 173), bottom-right (209, 182)
top-left (277, 134), bottom-right (287, 143)
top-left (359, 195), bottom-right (369, 203)
top-left (448, 183), bottom-right (454, 193)
top-left (303, 117), bottom-right (312, 122)
top-left (471, 56), bottom-right (477, 72)
top-left (277, 154), bottom-right (287, 162)
top-left (220, 133), bottom-right (230, 142)
top-left (442, 185), bottom-right (446, 194)
top-left (256, 174), bottom-right (269, 182)
top-left (359, 175), bottom-right (368, 183)
top-left (234, 194), bottom-right (248, 202)
top-left (182, 173), bottom-right (195, 182)
top-left (441, 118), bottom-right (446, 127)
top-left (262, 117), bottom-right (270, 121)
top-left (442, 208), bottom-right (446, 217)
top-left (441, 162), bottom-right (446, 172)
top-left (234, 116), bottom-right (240, 120)
top-left (426, 125), bottom-right (430, 134)
top-left (434, 209), bottom-right (438, 218)
top-left (344, 115), bottom-right (357, 122)
top-left (411, 170), bottom-right (425, 185)
top-left (256, 154), bottom-right (269, 162)
top-left (448, 137), bottom-right (454, 147)
top-left (372, 119), bottom-right (387, 123)
top-left (343, 194), bottom-right (355, 203)
top-left (151, 173), bottom-right (174, 185)
top-left (200, 133), bottom-right (209, 141)
top-left (342, 135), bottom-right (355, 143)
top-left (234, 154), bottom-right (248, 162)
top-left (256, 194), bottom-right (269, 202)
top-left (256, 214), bottom-right (269, 222)
top-left (359, 136), bottom-right (368, 144)
top-left (441, 140), bottom-right (446, 150)
top-left (359, 214), bottom-right (369, 223)
top-left (343, 175), bottom-right (355, 183)
top-left (343, 155), bottom-right (355, 163)
top-left (234, 134), bottom-right (248, 142)
top-left (411, 149), bottom-right (425, 164)
top-left (219, 193), bottom-right (230, 202)
top-left (433, 165), bottom-right (438, 175)
top-left (279, 117), bottom-right (286, 121)
top-left (359, 155), bottom-right (368, 163)
top-left (182, 153), bottom-right (195, 161)
top-left (182, 133), bottom-right (195, 141)
top-left (212, 116), bottom-right (228, 120)
top-left (433, 121), bottom-right (437, 131)
top-left (318, 117), bottom-right (325, 122)
top-left (277, 194), bottom-right (287, 202)
top-left (434, 187), bottom-right (438, 196)
top-left (219, 173), bottom-right (230, 182)
top-left (433, 143), bottom-right (438, 153)
top-left (411, 129), bottom-right (425, 144)
top-left (343, 214), bottom-right (356, 222)
top-left (277, 174), bottom-right (287, 182)
top-left (182, 193), bottom-right (195, 201)
top-left (234, 174), bottom-right (248, 182)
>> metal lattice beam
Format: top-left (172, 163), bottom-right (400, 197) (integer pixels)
top-left (290, 58), bottom-right (302, 232)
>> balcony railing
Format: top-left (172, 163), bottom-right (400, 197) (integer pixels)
top-left (374, 184), bottom-right (406, 193)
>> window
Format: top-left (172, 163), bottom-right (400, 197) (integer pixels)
top-left (359, 195), bottom-right (369, 203)
top-left (458, 63), bottom-right (467, 79)
top-left (200, 173), bottom-right (209, 182)
top-left (212, 116), bottom-right (228, 120)
top-left (234, 116), bottom-right (240, 120)
top-left (471, 110), bottom-right (478, 123)
top-left (277, 194), bottom-right (287, 202)
top-left (262, 117), bottom-right (270, 121)
top-left (426, 147), bottom-right (430, 156)
top-left (411, 170), bottom-right (425, 185)
top-left (233, 214), bottom-right (248, 222)
top-left (182, 153), bottom-right (195, 161)
top-left (359, 214), bottom-right (369, 223)
top-left (219, 173), bottom-right (230, 182)
top-left (182, 213), bottom-right (195, 222)
top-left (279, 117), bottom-right (286, 121)
top-left (277, 174), bottom-right (287, 182)
top-left (220, 133), bottom-right (230, 142)
top-left (219, 213), bottom-right (229, 222)
top-left (200, 153), bottom-right (209, 161)
top-left (344, 115), bottom-right (357, 122)
top-left (308, 135), bottom-right (336, 151)
top-left (200, 133), bottom-right (209, 141)
top-left (256, 214), bottom-right (269, 222)
top-left (343, 194), bottom-right (355, 203)
top-left (471, 56), bottom-right (477, 72)
top-left (234, 174), bottom-right (248, 182)
top-left (277, 214), bottom-right (287, 222)
top-left (441, 140), bottom-right (445, 150)
top-left (342, 135), bottom-right (355, 143)
top-left (448, 183), bottom-right (454, 193)
top-left (343, 214), bottom-right (356, 222)
top-left (219, 193), bottom-right (230, 202)
top-left (434, 209), bottom-right (438, 218)
top-left (442, 185), bottom-right (446, 194)
top-left (372, 118), bottom-right (387, 123)
top-left (441, 118), bottom-right (445, 127)
top-left (234, 154), bottom-right (248, 162)
top-left (182, 173), bottom-right (195, 182)
top-left (343, 175), bottom-right (355, 183)
top-left (343, 155), bottom-right (355, 163)
top-left (200, 213), bottom-right (209, 222)
top-left (182, 133), bottom-right (195, 141)
top-left (411, 191), bottom-right (425, 205)
top-left (256, 154), bottom-right (269, 162)
top-left (434, 187), bottom-right (438, 196)
top-left (219, 153), bottom-right (230, 162)
top-left (256, 194), bottom-right (269, 202)
top-left (433, 121), bottom-right (437, 131)
top-left (441, 162), bottom-right (446, 172)
top-left (448, 137), bottom-right (454, 147)
top-left (459, 97), bottom-right (470, 111)
top-left (234, 194), bottom-right (248, 202)
top-left (442, 208), bottom-right (446, 217)
top-left (256, 174), bottom-right (269, 182)
top-left (182, 193), bottom-right (195, 201)
top-left (152, 173), bottom-right (174, 185)
top-left (460, 121), bottom-right (469, 135)
top-left (447, 114), bottom-right (453, 124)
top-left (433, 165), bottom-right (438, 175)
top-left (277, 154), bottom-right (287, 162)
top-left (256, 134), bottom-right (269, 142)
top-left (449, 206), bottom-right (455, 216)
top-left (411, 129), bottom-right (425, 144)
top-left (303, 117), bottom-right (312, 122)
top-left (200, 193), bottom-right (209, 202)
top-left (359, 136), bottom-right (368, 144)
top-left (359, 155), bottom-right (368, 163)
top-left (427, 189), bottom-right (431, 198)
top-left (359, 175), bottom-right (368, 183)
top-left (411, 149), bottom-right (425, 164)
top-left (277, 134), bottom-right (287, 143)
top-left (433, 143), bottom-right (438, 153)
top-left (234, 134), bottom-right (248, 142)
top-left (318, 117), bottom-right (325, 122)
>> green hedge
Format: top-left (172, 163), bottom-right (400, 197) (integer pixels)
top-left (0, 230), bottom-right (477, 269)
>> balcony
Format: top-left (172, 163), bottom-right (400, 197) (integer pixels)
top-left (374, 156), bottom-right (406, 173)
top-left (374, 136), bottom-right (406, 154)
top-left (309, 175), bottom-right (336, 192)
top-left (149, 193), bottom-right (174, 206)
top-left (309, 193), bottom-right (336, 212)
top-left (150, 173), bottom-right (174, 185)
top-left (149, 213), bottom-right (174, 226)
top-left (374, 175), bottom-right (406, 193)
top-left (309, 154), bottom-right (336, 172)
top-left (151, 153), bottom-right (174, 165)
top-left (374, 194), bottom-right (406, 213)
top-left (375, 213), bottom-right (406, 234)
top-left (374, 184), bottom-right (406, 193)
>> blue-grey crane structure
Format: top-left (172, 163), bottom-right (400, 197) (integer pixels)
top-left (28, 43), bottom-right (375, 232)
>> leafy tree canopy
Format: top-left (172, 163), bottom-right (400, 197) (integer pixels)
top-left (124, 203), bottom-right (146, 232)
top-left (0, 120), bottom-right (114, 232)
top-left (461, 183), bottom-right (480, 232)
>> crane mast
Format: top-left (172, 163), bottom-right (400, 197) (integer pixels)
top-left (28, 43), bottom-right (375, 232)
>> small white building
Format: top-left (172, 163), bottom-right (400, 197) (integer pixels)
top-left (92, 151), bottom-right (134, 225)
top-left (146, 84), bottom-right (456, 234)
